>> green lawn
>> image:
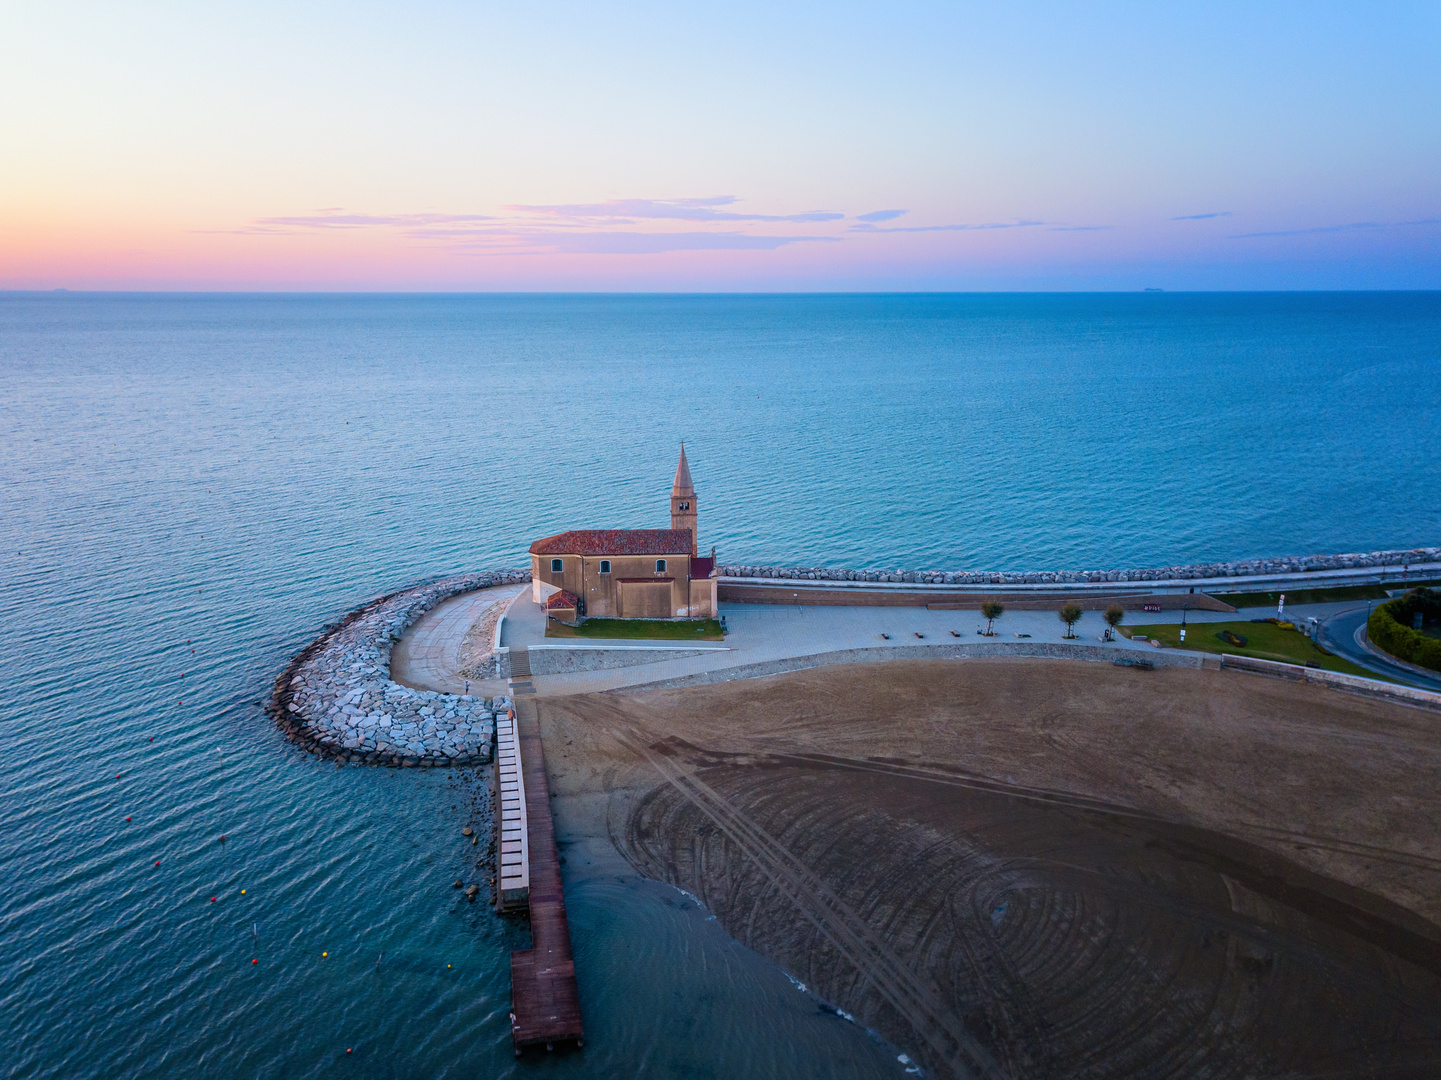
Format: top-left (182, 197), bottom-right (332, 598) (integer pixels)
top-left (1212, 579), bottom-right (1441, 609)
top-left (1124, 620), bottom-right (1386, 680)
top-left (545, 617), bottom-right (726, 641)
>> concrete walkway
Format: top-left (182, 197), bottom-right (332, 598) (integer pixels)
top-left (389, 583), bottom-right (524, 695)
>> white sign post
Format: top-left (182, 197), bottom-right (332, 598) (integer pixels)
top-left (1278, 593), bottom-right (1285, 621)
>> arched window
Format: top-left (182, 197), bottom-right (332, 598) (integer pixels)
top-left (655, 559), bottom-right (667, 573)
top-left (550, 558), bottom-right (563, 573)
top-left (599, 560), bottom-right (611, 574)
top-left (678, 501), bottom-right (689, 511)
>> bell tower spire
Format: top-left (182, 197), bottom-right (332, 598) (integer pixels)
top-left (670, 443), bottom-right (697, 556)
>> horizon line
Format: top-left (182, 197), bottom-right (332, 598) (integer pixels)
top-left (6, 287), bottom-right (1441, 297)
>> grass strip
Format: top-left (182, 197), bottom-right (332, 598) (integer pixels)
top-left (1125, 620), bottom-right (1389, 680)
top-left (546, 617), bottom-right (726, 641)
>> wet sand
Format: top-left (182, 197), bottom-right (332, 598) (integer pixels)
top-left (538, 659), bottom-right (1441, 1079)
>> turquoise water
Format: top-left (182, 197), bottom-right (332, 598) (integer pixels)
top-left (1, 292), bottom-right (1438, 1078)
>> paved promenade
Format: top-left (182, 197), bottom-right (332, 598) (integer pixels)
top-left (390, 585), bottom-right (1441, 700)
top-left (522, 599), bottom-right (1195, 695)
top-left (391, 583), bottom-right (523, 695)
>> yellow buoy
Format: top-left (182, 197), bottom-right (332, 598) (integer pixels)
top-left (322, 952), bottom-right (328, 957)
top-left (240, 889), bottom-right (246, 894)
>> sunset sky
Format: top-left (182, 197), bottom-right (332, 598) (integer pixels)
top-left (3, 1), bottom-right (1439, 291)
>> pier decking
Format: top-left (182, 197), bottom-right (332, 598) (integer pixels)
top-left (507, 696), bottom-right (583, 1052)
top-left (493, 714), bottom-right (529, 911)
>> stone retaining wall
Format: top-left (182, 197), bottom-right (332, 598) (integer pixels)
top-left (720, 546), bottom-right (1441, 587)
top-left (268, 569), bottom-right (530, 766)
top-left (618, 642), bottom-right (1213, 692)
top-left (527, 646), bottom-right (719, 676)
top-left (1219, 654), bottom-right (1441, 711)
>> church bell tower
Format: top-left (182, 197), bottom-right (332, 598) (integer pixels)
top-left (670, 443), bottom-right (698, 556)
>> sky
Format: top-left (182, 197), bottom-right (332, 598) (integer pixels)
top-left (2, 1), bottom-right (1439, 291)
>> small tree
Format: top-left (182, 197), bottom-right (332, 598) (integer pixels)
top-left (1104, 603), bottom-right (1125, 641)
top-left (1059, 602), bottom-right (1083, 639)
top-left (981, 601), bottom-right (1004, 636)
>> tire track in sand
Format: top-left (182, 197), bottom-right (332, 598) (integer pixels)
top-left (599, 718), bottom-right (1009, 1080)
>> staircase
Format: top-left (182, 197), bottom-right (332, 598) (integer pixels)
top-left (508, 647), bottom-right (536, 695)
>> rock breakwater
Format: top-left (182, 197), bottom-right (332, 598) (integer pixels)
top-left (268, 570), bottom-right (530, 766)
top-left (721, 546), bottom-right (1441, 587)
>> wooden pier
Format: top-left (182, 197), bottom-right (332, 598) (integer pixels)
top-left (507, 694), bottom-right (583, 1053)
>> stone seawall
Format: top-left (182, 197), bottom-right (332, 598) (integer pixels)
top-left (720, 546), bottom-right (1441, 587)
top-left (268, 570), bottom-right (529, 766)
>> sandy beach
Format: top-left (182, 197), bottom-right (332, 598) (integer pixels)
top-left (538, 659), bottom-right (1441, 1079)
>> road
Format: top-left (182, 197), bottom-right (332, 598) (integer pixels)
top-left (1320, 605), bottom-right (1441, 692)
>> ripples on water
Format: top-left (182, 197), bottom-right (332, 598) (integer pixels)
top-left (0, 292), bottom-right (1436, 1078)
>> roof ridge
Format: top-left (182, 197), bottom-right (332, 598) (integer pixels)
top-left (530, 528), bottom-right (694, 557)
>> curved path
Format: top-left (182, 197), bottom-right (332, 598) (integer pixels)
top-left (390, 583), bottom-right (524, 695)
top-left (1320, 606), bottom-right (1441, 692)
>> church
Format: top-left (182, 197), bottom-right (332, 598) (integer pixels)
top-left (529, 446), bottom-right (718, 622)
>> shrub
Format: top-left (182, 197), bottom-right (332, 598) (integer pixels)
top-left (1368, 589), bottom-right (1441, 672)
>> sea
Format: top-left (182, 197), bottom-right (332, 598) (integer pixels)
top-left (1, 292), bottom-right (1438, 1079)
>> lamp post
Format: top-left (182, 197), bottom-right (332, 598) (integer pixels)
top-left (1179, 603), bottom-right (1188, 644)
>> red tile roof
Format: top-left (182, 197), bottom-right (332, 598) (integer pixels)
top-left (544, 589), bottom-right (579, 610)
top-left (530, 530), bottom-right (694, 557)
